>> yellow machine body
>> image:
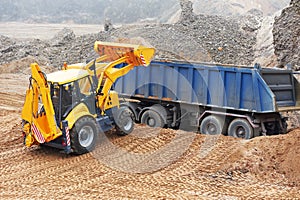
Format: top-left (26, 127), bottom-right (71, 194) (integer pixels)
top-left (21, 41), bottom-right (155, 147)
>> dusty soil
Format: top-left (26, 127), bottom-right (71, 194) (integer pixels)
top-left (0, 22), bottom-right (103, 40)
top-left (0, 62), bottom-right (299, 199)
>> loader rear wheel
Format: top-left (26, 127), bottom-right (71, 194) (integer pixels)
top-left (71, 117), bottom-right (98, 154)
top-left (115, 107), bottom-right (134, 136)
top-left (228, 118), bottom-right (253, 139)
top-left (141, 110), bottom-right (164, 128)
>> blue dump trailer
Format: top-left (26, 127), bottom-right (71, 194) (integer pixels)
top-left (115, 60), bottom-right (300, 139)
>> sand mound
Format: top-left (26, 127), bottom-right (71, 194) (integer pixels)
top-left (224, 130), bottom-right (300, 186)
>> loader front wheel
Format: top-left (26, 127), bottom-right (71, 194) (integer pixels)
top-left (71, 117), bottom-right (98, 154)
top-left (115, 107), bottom-right (134, 136)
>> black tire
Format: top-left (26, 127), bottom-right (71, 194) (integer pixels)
top-left (280, 119), bottom-right (288, 134)
top-left (228, 118), bottom-right (254, 139)
top-left (70, 116), bottom-right (98, 154)
top-left (120, 102), bottom-right (137, 122)
top-left (114, 107), bottom-right (134, 136)
top-left (141, 110), bottom-right (164, 128)
top-left (200, 115), bottom-right (226, 135)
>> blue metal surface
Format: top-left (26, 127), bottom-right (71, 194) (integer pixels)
top-left (96, 115), bottom-right (113, 132)
top-left (115, 60), bottom-right (294, 113)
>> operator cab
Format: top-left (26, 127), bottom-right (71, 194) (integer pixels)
top-left (47, 69), bottom-right (96, 122)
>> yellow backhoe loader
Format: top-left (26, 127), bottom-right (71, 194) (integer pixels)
top-left (21, 41), bottom-right (155, 154)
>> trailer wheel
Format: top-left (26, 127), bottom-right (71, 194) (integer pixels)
top-left (200, 115), bottom-right (225, 135)
top-left (141, 110), bottom-right (164, 128)
top-left (280, 119), bottom-right (288, 134)
top-left (71, 117), bottom-right (98, 154)
top-left (115, 107), bottom-right (134, 136)
top-left (228, 118), bottom-right (253, 139)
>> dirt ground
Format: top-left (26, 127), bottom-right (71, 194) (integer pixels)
top-left (0, 22), bottom-right (103, 40)
top-left (0, 67), bottom-right (299, 199)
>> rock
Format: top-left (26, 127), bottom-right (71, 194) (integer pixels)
top-left (104, 18), bottom-right (114, 32)
top-left (273, 0), bottom-right (300, 69)
top-left (0, 0), bottom-right (295, 69)
top-left (179, 0), bottom-right (196, 24)
top-left (50, 28), bottom-right (76, 47)
top-left (241, 9), bottom-right (263, 32)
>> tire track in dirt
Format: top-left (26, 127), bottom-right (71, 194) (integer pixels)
top-left (0, 92), bottom-right (24, 110)
top-left (1, 112), bottom-right (299, 199)
top-left (93, 129), bottom-right (299, 199)
top-left (93, 128), bottom-right (196, 173)
top-left (107, 126), bottom-right (178, 153)
top-left (0, 149), bottom-right (89, 185)
top-left (0, 74), bottom-right (300, 199)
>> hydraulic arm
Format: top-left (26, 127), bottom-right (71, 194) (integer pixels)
top-left (93, 41), bottom-right (155, 111)
top-left (64, 41), bottom-right (155, 111)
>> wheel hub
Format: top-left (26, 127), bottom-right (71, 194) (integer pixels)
top-left (148, 118), bottom-right (155, 127)
top-left (123, 118), bottom-right (132, 131)
top-left (78, 126), bottom-right (94, 148)
top-left (207, 123), bottom-right (217, 134)
top-left (236, 127), bottom-right (246, 138)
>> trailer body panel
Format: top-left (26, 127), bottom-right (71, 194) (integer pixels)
top-left (115, 61), bottom-right (296, 113)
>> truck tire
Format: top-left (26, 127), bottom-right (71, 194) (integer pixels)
top-left (115, 107), bottom-right (134, 136)
top-left (120, 102), bottom-right (137, 122)
top-left (141, 110), bottom-right (164, 128)
top-left (200, 115), bottom-right (226, 135)
top-left (70, 116), bottom-right (98, 154)
top-left (280, 119), bottom-right (288, 134)
top-left (228, 118), bottom-right (254, 139)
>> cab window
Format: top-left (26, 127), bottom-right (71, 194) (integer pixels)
top-left (77, 76), bottom-right (93, 96)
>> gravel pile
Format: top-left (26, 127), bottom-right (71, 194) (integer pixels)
top-left (0, 28), bottom-right (111, 68)
top-left (176, 8), bottom-right (261, 65)
top-left (0, 0), bottom-right (294, 68)
top-left (111, 1), bottom-right (260, 65)
top-left (273, 0), bottom-right (300, 68)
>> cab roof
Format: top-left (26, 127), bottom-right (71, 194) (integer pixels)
top-left (47, 69), bottom-right (89, 85)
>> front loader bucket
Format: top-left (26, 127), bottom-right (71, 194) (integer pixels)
top-left (94, 41), bottom-right (155, 67)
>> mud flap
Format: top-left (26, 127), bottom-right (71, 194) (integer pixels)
top-left (61, 121), bottom-right (72, 154)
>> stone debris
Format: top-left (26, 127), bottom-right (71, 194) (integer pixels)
top-left (0, 0), bottom-right (298, 70)
top-left (273, 0), bottom-right (300, 68)
top-left (104, 18), bottom-right (114, 32)
top-left (0, 28), bottom-right (110, 68)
